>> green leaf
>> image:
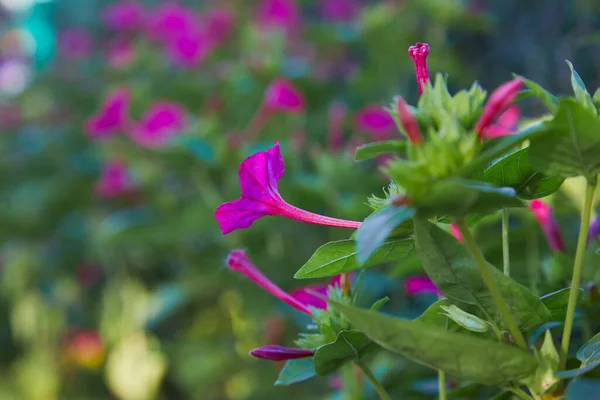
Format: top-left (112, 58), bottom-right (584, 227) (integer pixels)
top-left (566, 61), bottom-right (597, 114)
top-left (413, 218), bottom-right (551, 331)
top-left (370, 296), bottom-right (389, 311)
top-left (355, 205), bottom-right (416, 265)
top-left (275, 358), bottom-right (317, 386)
top-left (313, 330), bottom-right (375, 375)
top-left (417, 179), bottom-right (523, 219)
top-left (483, 148), bottom-right (564, 200)
top-left (593, 88), bottom-right (600, 110)
top-left (578, 332), bottom-right (600, 364)
top-left (529, 98), bottom-right (600, 180)
top-left (517, 75), bottom-right (558, 114)
top-left (355, 140), bottom-right (406, 161)
top-left (540, 288), bottom-right (583, 321)
top-left (439, 304), bottom-right (490, 333)
top-left (330, 302), bottom-right (539, 386)
top-left (540, 330), bottom-right (560, 370)
top-left (294, 238), bottom-right (414, 279)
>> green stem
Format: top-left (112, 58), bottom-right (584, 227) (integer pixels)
top-left (509, 387), bottom-right (534, 400)
top-left (455, 220), bottom-right (528, 351)
top-left (438, 369), bottom-right (447, 400)
top-left (502, 208), bottom-right (511, 277)
top-left (357, 362), bottom-right (391, 400)
top-left (341, 364), bottom-right (361, 400)
top-left (559, 179), bottom-right (597, 371)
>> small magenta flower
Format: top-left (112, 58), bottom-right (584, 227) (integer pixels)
top-left (95, 161), bottom-right (135, 199)
top-left (320, 0), bottom-right (359, 22)
top-left (85, 88), bottom-right (130, 140)
top-left (147, 2), bottom-right (197, 42)
top-left (327, 101), bottom-right (346, 152)
top-left (106, 39), bottom-right (136, 69)
top-left (58, 28), bottom-right (93, 61)
top-left (102, 1), bottom-right (146, 31)
top-left (529, 199), bottom-right (566, 253)
top-left (250, 345), bottom-right (314, 361)
top-left (215, 142), bottom-right (361, 234)
top-left (408, 42), bottom-right (430, 95)
top-left (205, 8), bottom-right (234, 45)
top-left (475, 79), bottom-right (523, 139)
top-left (129, 102), bottom-right (186, 148)
top-left (264, 78), bottom-right (305, 113)
top-left (255, 0), bottom-right (301, 36)
top-left (166, 30), bottom-right (210, 68)
top-left (395, 96), bottom-right (422, 144)
top-left (354, 106), bottom-right (396, 140)
top-left (587, 217), bottom-right (600, 245)
top-left (480, 106), bottom-right (520, 139)
top-left (404, 275), bottom-right (440, 296)
top-left (227, 250), bottom-right (312, 315)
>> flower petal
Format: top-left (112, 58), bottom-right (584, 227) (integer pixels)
top-left (214, 197), bottom-right (274, 235)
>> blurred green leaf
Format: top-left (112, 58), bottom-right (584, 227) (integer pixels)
top-left (354, 140), bottom-right (406, 161)
top-left (540, 287), bottom-right (583, 321)
top-left (313, 330), bottom-right (375, 375)
top-left (275, 359), bottom-right (317, 386)
top-left (566, 61), bottom-right (597, 114)
top-left (517, 75), bottom-right (558, 113)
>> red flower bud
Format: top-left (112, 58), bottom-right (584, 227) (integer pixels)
top-left (408, 42), bottom-right (430, 96)
top-left (395, 96), bottom-right (422, 144)
top-left (475, 79), bottom-right (523, 139)
top-left (250, 345), bottom-right (314, 361)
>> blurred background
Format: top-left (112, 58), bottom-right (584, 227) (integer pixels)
top-left (1, 0), bottom-right (600, 399)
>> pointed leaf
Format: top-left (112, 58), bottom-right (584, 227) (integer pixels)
top-left (295, 238), bottom-right (414, 279)
top-left (355, 140), bottom-right (406, 161)
top-left (529, 98), bottom-right (600, 180)
top-left (578, 332), bottom-right (600, 363)
top-left (517, 75), bottom-right (558, 113)
top-left (540, 288), bottom-right (584, 321)
top-left (330, 302), bottom-right (539, 386)
top-left (275, 358), bottom-right (317, 386)
top-left (439, 304), bottom-right (490, 333)
top-left (355, 205), bottom-right (415, 265)
top-left (413, 218), bottom-right (551, 330)
top-left (566, 61), bottom-right (597, 114)
top-left (313, 330), bottom-right (375, 375)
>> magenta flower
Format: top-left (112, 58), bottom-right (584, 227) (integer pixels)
top-left (102, 1), bottom-right (146, 31)
top-left (327, 101), bottom-right (346, 152)
top-left (205, 8), bottom-right (234, 45)
top-left (95, 161), bottom-right (134, 199)
top-left (166, 30), bottom-right (211, 68)
top-left (147, 2), bottom-right (197, 42)
top-left (106, 39), bottom-right (136, 69)
top-left (450, 223), bottom-right (463, 243)
top-left (290, 275), bottom-right (345, 310)
top-left (320, 0), bottom-right (359, 22)
top-left (215, 142), bottom-right (361, 234)
top-left (84, 88), bottom-right (130, 140)
top-left (250, 345), bottom-right (314, 361)
top-left (129, 102), bottom-right (186, 148)
top-left (255, 0), bottom-right (301, 35)
top-left (529, 199), bottom-right (566, 253)
top-left (395, 96), bottom-right (422, 144)
top-left (404, 275), bottom-right (440, 296)
top-left (480, 105), bottom-right (520, 139)
top-left (408, 42), bottom-right (430, 96)
top-left (264, 78), bottom-right (305, 113)
top-left (475, 79), bottom-right (523, 139)
top-left (588, 217), bottom-right (600, 245)
top-left (354, 106), bottom-right (396, 140)
top-left (58, 28), bottom-right (93, 61)
top-left (227, 250), bottom-right (312, 315)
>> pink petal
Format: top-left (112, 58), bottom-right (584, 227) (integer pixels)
top-left (95, 161), bottom-right (134, 199)
top-left (147, 2), bottom-right (198, 42)
top-left (214, 197), bottom-right (276, 234)
top-left (238, 141), bottom-right (285, 199)
top-left (129, 102), bottom-right (186, 148)
top-left (264, 79), bottom-right (305, 113)
top-left (405, 276), bottom-right (440, 296)
top-left (481, 106), bottom-right (520, 139)
top-left (354, 106), bottom-right (395, 140)
top-left (85, 88), bottom-right (130, 139)
top-left (166, 30), bottom-right (211, 68)
top-left (255, 0), bottom-right (301, 34)
top-left (475, 79), bottom-right (523, 137)
top-left (529, 200), bottom-right (566, 253)
top-left (290, 284), bottom-right (329, 310)
top-left (205, 8), bottom-right (234, 45)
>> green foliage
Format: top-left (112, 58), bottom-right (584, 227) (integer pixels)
top-left (275, 359), bottom-right (317, 386)
top-left (354, 141), bottom-right (406, 161)
top-left (540, 288), bottom-right (583, 321)
top-left (313, 330), bottom-right (375, 375)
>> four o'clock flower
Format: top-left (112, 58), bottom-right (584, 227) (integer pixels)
top-left (587, 217), bottom-right (600, 245)
top-left (408, 42), bottom-right (430, 95)
top-left (146, 2), bottom-right (197, 43)
top-left (250, 345), bottom-right (314, 361)
top-left (404, 275), bottom-right (441, 296)
top-left (214, 142), bottom-right (361, 235)
top-left (95, 161), bottom-right (135, 199)
top-left (102, 1), bottom-right (146, 31)
top-left (475, 79), bottom-right (523, 139)
top-left (290, 274), bottom-right (346, 310)
top-left (255, 0), bottom-right (301, 36)
top-left (529, 199), bottom-right (566, 253)
top-left (479, 105), bottom-right (520, 139)
top-left (85, 88), bottom-right (130, 140)
top-left (166, 29), bottom-right (211, 68)
top-left (394, 96), bottom-right (422, 144)
top-left (354, 105), bottom-right (396, 141)
top-left (129, 102), bottom-right (186, 148)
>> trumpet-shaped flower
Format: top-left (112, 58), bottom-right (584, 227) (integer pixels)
top-left (404, 275), bottom-right (440, 296)
top-left (102, 1), bottom-right (146, 31)
top-left (215, 142), bottom-right (361, 234)
top-left (290, 274), bottom-right (345, 310)
top-left (250, 345), bottom-right (314, 361)
top-left (480, 106), bottom-right (520, 139)
top-left (475, 79), bottom-right (523, 138)
top-left (529, 199), bottom-right (566, 253)
top-left (354, 106), bottom-right (396, 140)
top-left (129, 102), bottom-right (186, 148)
top-left (85, 88), bottom-right (130, 139)
top-left (408, 42), bottom-right (430, 95)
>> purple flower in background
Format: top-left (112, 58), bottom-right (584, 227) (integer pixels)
top-left (404, 276), bottom-right (440, 296)
top-left (102, 1), bottom-right (146, 31)
top-left (85, 88), bottom-right (130, 140)
top-left (354, 106), bottom-right (395, 140)
top-left (475, 79), bottom-right (523, 139)
top-left (529, 199), bottom-right (566, 253)
top-left (480, 105), bottom-right (520, 139)
top-left (205, 7), bottom-right (234, 45)
top-left (147, 2), bottom-right (197, 42)
top-left (58, 28), bottom-right (93, 60)
top-left (106, 38), bottom-right (136, 69)
top-left (320, 0), bottom-right (359, 22)
top-left (255, 0), bottom-right (301, 35)
top-left (166, 29), bottom-right (211, 68)
top-left (214, 142), bottom-right (361, 235)
top-left (95, 161), bottom-right (134, 199)
top-left (129, 102), bottom-right (186, 148)
top-left (250, 345), bottom-right (314, 361)
top-left (588, 217), bottom-right (600, 245)
top-left (264, 78), bottom-right (305, 113)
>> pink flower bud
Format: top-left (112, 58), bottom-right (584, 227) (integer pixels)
top-left (408, 42), bottom-right (430, 96)
top-left (395, 96), bottom-right (422, 144)
top-left (450, 223), bottom-right (463, 243)
top-left (475, 79), bottom-right (523, 139)
top-left (250, 345), bottom-right (314, 361)
top-left (529, 199), bottom-right (566, 253)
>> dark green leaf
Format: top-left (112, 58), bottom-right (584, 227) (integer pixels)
top-left (355, 140), bottom-right (406, 161)
top-left (540, 288), bottom-right (583, 321)
top-left (483, 148), bottom-right (564, 199)
top-left (331, 302), bottom-right (539, 386)
top-left (516, 75), bottom-right (558, 114)
top-left (413, 218), bottom-right (551, 330)
top-left (370, 297), bottom-right (389, 311)
top-left (275, 358), bottom-right (317, 386)
top-left (417, 179), bottom-right (523, 219)
top-left (529, 98), bottom-right (600, 180)
top-left (356, 205), bottom-right (416, 265)
top-left (566, 61), bottom-right (597, 114)
top-left (313, 330), bottom-right (375, 375)
top-left (294, 238), bottom-right (414, 279)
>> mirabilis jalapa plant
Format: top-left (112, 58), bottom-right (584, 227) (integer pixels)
top-left (215, 42), bottom-right (600, 399)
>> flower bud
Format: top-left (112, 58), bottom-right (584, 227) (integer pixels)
top-left (395, 96), bottom-right (422, 144)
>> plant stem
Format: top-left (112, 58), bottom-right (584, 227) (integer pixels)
top-left (341, 363), bottom-right (361, 400)
top-left (502, 208), bottom-right (511, 277)
top-left (438, 369), bottom-right (447, 400)
top-left (455, 220), bottom-right (528, 350)
top-left (357, 362), bottom-right (391, 400)
top-left (559, 179), bottom-right (597, 371)
top-left (509, 387), bottom-right (534, 400)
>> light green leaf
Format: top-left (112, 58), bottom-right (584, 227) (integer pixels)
top-left (566, 61), bottom-right (597, 114)
top-left (294, 238), bottom-right (414, 279)
top-left (517, 75), bottom-right (558, 114)
top-left (275, 358), bottom-right (316, 386)
top-left (313, 330), bottom-right (375, 375)
top-left (439, 304), bottom-right (490, 333)
top-left (355, 140), bottom-right (406, 161)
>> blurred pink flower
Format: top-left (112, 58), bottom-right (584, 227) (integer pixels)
top-left (58, 28), bottom-right (93, 60)
top-left (255, 0), bottom-right (301, 35)
top-left (214, 142), bottom-right (361, 234)
top-left (147, 2), bottom-right (198, 42)
top-left (129, 102), bottom-right (186, 148)
top-left (85, 88), bottom-right (130, 139)
top-left (250, 345), bottom-right (314, 361)
top-left (264, 78), bottom-right (304, 113)
top-left (405, 275), bottom-right (440, 296)
top-left (480, 105), bottom-right (520, 139)
top-left (290, 275), bottom-right (344, 310)
top-left (102, 0), bottom-right (146, 31)
top-left (327, 101), bottom-right (346, 152)
top-left (205, 8), bottom-right (234, 45)
top-left (106, 38), bottom-right (136, 68)
top-left (95, 161), bottom-right (134, 199)
top-left (475, 79), bottom-right (523, 139)
top-left (166, 29), bottom-right (211, 68)
top-left (354, 106), bottom-right (395, 140)
top-left (529, 199), bottom-right (566, 253)
top-left (320, 0), bottom-right (359, 22)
